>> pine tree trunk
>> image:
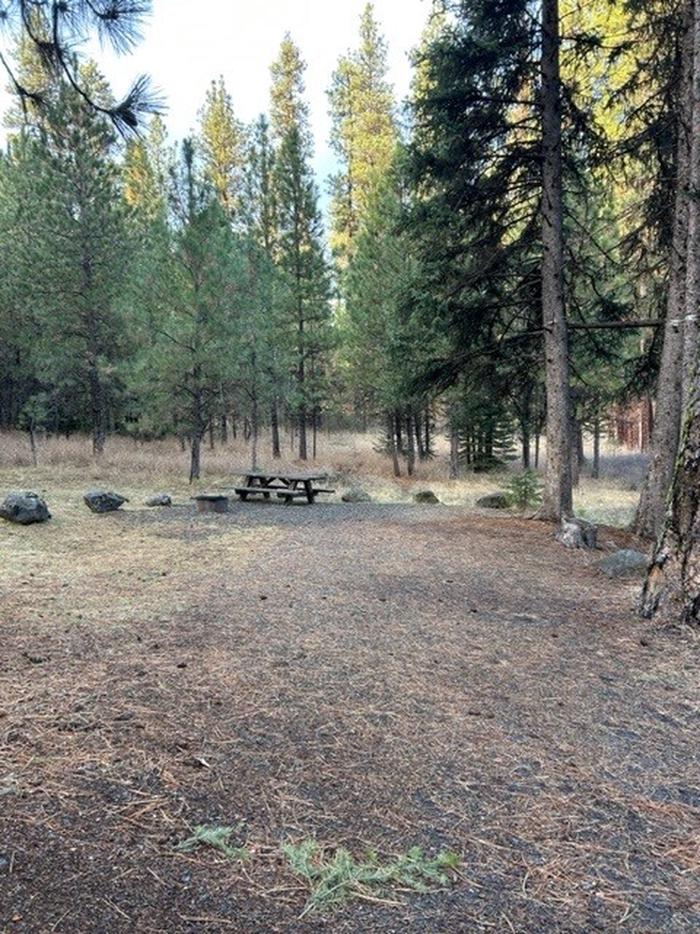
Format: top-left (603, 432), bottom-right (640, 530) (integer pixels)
top-left (88, 354), bottom-right (106, 458)
top-left (394, 410), bottom-right (403, 453)
top-left (424, 406), bottom-right (432, 457)
top-left (522, 426), bottom-right (531, 470)
top-left (388, 412), bottom-right (401, 478)
top-left (641, 374), bottom-right (699, 624)
top-left (683, 2), bottom-right (700, 404)
top-left (534, 432), bottom-right (540, 470)
top-left (538, 0), bottom-right (573, 522)
top-left (251, 394), bottom-right (259, 470)
top-left (208, 419), bottom-right (215, 450)
top-left (271, 398), bottom-right (281, 459)
top-left (592, 417), bottom-right (601, 480)
top-left (298, 406), bottom-right (308, 460)
top-left (635, 2), bottom-right (693, 539)
top-left (190, 432), bottom-right (202, 483)
top-left (406, 411), bottom-right (416, 476)
top-left (449, 415), bottom-right (460, 480)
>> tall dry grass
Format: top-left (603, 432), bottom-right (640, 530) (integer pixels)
top-left (0, 427), bottom-right (646, 526)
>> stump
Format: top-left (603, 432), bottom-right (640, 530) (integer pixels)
top-left (193, 494), bottom-right (229, 514)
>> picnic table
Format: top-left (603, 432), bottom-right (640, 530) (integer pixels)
top-left (234, 470), bottom-right (334, 505)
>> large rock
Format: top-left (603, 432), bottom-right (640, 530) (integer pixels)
top-left (341, 487), bottom-right (372, 503)
top-left (84, 490), bottom-right (128, 513)
top-left (0, 491), bottom-right (51, 525)
top-left (556, 517), bottom-right (597, 549)
top-left (476, 491), bottom-right (510, 509)
top-left (414, 490), bottom-right (440, 504)
top-left (597, 549), bottom-right (648, 579)
top-left (144, 493), bottom-right (172, 507)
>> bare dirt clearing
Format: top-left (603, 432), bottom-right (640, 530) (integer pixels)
top-left (1, 499), bottom-right (699, 932)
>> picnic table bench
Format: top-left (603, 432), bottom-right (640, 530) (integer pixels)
top-left (234, 471), bottom-right (334, 505)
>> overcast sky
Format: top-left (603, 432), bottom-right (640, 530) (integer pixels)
top-left (1, 1), bottom-right (431, 209)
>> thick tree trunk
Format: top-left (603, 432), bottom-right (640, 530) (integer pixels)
top-left (537, 0), bottom-right (573, 521)
top-left (683, 2), bottom-right (700, 405)
top-left (641, 375), bottom-right (699, 625)
top-left (635, 2), bottom-right (693, 539)
top-left (271, 398), bottom-right (281, 459)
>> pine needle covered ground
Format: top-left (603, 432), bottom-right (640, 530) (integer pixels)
top-left (1, 439), bottom-right (698, 931)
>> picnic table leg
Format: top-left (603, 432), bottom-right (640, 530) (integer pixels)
top-left (303, 479), bottom-right (315, 504)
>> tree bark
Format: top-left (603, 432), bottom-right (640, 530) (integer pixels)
top-left (641, 373), bottom-right (699, 625)
top-left (592, 417), bottom-right (601, 480)
top-left (388, 412), bottom-right (401, 478)
top-left (683, 1), bottom-right (700, 406)
top-left (189, 431), bottom-right (202, 484)
top-left (634, 1), bottom-right (693, 539)
top-left (271, 398), bottom-right (281, 459)
top-left (406, 410), bottom-right (416, 476)
top-left (537, 0), bottom-right (573, 522)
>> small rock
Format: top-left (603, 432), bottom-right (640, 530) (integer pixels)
top-left (144, 493), bottom-right (172, 507)
top-left (0, 491), bottom-right (51, 525)
top-left (476, 491), bottom-right (509, 509)
top-left (597, 549), bottom-right (648, 579)
top-left (83, 490), bottom-right (128, 513)
top-left (413, 490), bottom-right (440, 504)
top-left (341, 487), bottom-right (372, 503)
top-left (556, 517), bottom-right (597, 549)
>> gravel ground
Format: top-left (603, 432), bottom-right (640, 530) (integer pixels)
top-left (1, 502), bottom-right (699, 932)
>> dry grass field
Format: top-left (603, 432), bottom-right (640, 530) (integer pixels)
top-left (0, 427), bottom-right (642, 525)
top-left (2, 429), bottom-right (698, 932)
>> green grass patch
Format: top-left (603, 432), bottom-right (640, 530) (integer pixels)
top-left (284, 840), bottom-right (460, 917)
top-left (176, 823), bottom-right (250, 861)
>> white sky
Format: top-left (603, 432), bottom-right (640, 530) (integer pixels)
top-left (1, 1), bottom-right (431, 210)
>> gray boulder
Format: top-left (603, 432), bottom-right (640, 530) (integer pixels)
top-left (414, 490), bottom-right (440, 504)
top-left (0, 491), bottom-right (51, 525)
top-left (476, 491), bottom-right (510, 509)
top-left (84, 490), bottom-right (128, 513)
top-left (597, 549), bottom-right (648, 579)
top-left (144, 493), bottom-right (172, 507)
top-left (556, 517), bottom-right (597, 549)
top-left (341, 487), bottom-right (372, 503)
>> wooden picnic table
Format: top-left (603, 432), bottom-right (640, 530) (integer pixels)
top-left (234, 470), bottom-right (334, 504)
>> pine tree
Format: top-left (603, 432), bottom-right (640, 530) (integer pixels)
top-left (199, 77), bottom-right (246, 220)
top-left (328, 2), bottom-right (398, 267)
top-left (8, 63), bottom-right (132, 455)
top-left (0, 1), bottom-right (159, 132)
top-left (141, 139), bottom-right (243, 482)
top-left (269, 35), bottom-right (331, 460)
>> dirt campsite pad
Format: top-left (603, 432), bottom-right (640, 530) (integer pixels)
top-left (1, 500), bottom-right (699, 931)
